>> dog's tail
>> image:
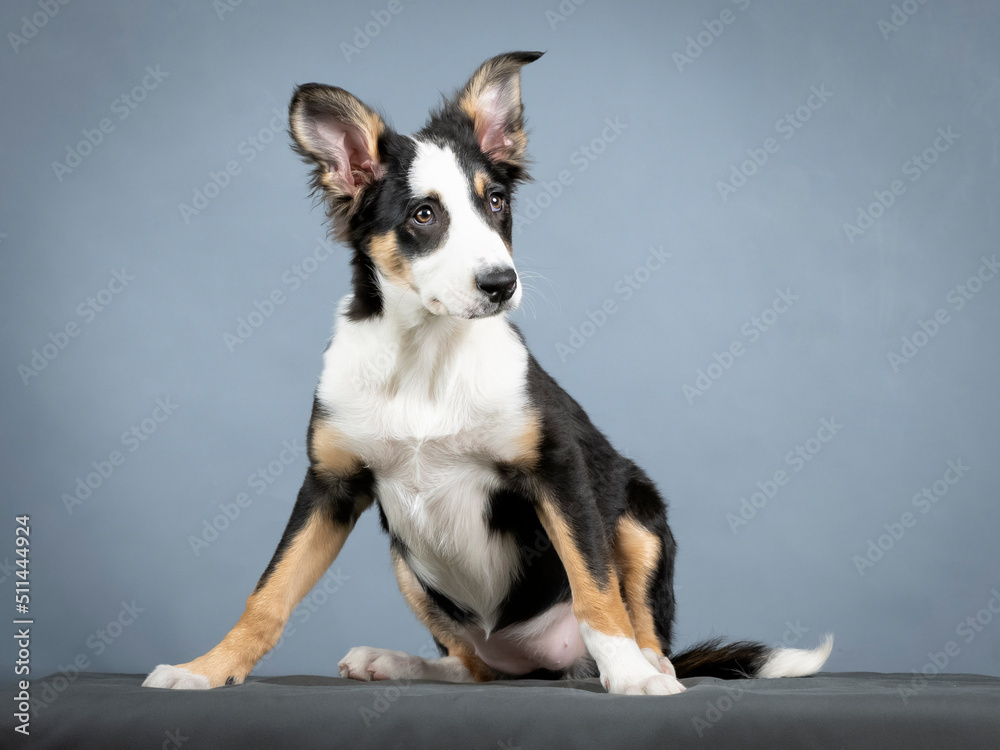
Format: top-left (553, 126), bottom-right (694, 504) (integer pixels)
top-left (671, 634), bottom-right (833, 680)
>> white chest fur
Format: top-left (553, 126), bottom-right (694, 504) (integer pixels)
top-left (316, 295), bottom-right (533, 632)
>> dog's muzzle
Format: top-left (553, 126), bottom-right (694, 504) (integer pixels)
top-left (475, 267), bottom-right (518, 304)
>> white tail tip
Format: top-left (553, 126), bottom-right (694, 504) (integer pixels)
top-left (757, 634), bottom-right (834, 679)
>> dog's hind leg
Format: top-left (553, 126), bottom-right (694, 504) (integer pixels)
top-left (339, 551), bottom-right (496, 683)
top-left (612, 510), bottom-right (681, 678)
top-left (144, 421), bottom-right (374, 690)
top-left (532, 487), bottom-right (685, 695)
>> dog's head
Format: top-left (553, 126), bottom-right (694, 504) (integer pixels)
top-left (289, 51), bottom-right (541, 320)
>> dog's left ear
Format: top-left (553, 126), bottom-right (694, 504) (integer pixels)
top-left (456, 51), bottom-right (543, 168)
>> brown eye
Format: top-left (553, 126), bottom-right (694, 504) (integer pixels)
top-left (413, 206), bottom-right (434, 225)
top-left (489, 193), bottom-right (505, 212)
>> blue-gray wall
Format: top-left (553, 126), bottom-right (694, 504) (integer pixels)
top-left (2, 0), bottom-right (998, 686)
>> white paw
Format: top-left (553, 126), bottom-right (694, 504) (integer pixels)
top-left (142, 664), bottom-right (211, 690)
top-left (641, 647), bottom-right (677, 677)
top-left (605, 668), bottom-right (686, 696)
top-left (581, 625), bottom-right (687, 696)
top-left (338, 646), bottom-right (423, 681)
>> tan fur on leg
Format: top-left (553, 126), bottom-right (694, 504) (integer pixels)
top-left (613, 515), bottom-right (663, 654)
top-left (534, 494), bottom-right (634, 640)
top-left (176, 510), bottom-right (354, 687)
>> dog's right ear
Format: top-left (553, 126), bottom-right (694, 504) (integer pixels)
top-left (289, 84), bottom-right (387, 216)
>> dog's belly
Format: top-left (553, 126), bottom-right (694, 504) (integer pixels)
top-left (459, 601), bottom-right (586, 675)
top-left (372, 438), bottom-right (522, 629)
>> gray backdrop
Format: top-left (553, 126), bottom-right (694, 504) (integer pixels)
top-left (2, 0), bottom-right (998, 687)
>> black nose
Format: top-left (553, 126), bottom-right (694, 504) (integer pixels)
top-left (475, 267), bottom-right (518, 304)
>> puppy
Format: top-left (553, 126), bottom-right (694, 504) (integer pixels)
top-left (144, 51), bottom-right (831, 695)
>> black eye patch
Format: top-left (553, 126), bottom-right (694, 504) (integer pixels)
top-left (398, 194), bottom-right (449, 257)
top-left (475, 180), bottom-right (513, 241)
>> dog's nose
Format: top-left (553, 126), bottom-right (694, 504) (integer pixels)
top-left (475, 267), bottom-right (518, 304)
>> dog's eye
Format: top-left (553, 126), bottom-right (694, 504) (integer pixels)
top-left (413, 206), bottom-right (434, 225)
top-left (489, 194), bottom-right (505, 213)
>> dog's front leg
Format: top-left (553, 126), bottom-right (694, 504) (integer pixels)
top-left (534, 490), bottom-right (684, 696)
top-left (143, 466), bottom-right (372, 689)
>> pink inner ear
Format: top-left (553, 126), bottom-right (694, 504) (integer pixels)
top-left (474, 85), bottom-right (516, 161)
top-left (478, 116), bottom-right (513, 158)
top-left (312, 119), bottom-right (380, 193)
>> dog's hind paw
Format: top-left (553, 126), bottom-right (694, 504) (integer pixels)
top-left (339, 646), bottom-right (423, 681)
top-left (142, 664), bottom-right (211, 690)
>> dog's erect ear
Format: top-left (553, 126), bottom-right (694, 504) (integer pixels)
top-left (455, 51), bottom-right (543, 167)
top-left (289, 83), bottom-right (386, 205)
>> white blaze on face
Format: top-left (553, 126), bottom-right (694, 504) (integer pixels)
top-left (407, 141), bottom-right (521, 318)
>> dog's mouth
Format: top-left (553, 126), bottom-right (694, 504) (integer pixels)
top-left (411, 262), bottom-right (520, 320)
top-left (427, 300), bottom-right (510, 319)
top-left (425, 293), bottom-right (518, 320)
top-left (468, 301), bottom-right (512, 319)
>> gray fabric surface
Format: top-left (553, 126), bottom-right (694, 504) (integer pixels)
top-left (6, 671), bottom-right (1000, 748)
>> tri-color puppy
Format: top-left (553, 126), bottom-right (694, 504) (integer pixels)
top-left (144, 51), bottom-right (832, 695)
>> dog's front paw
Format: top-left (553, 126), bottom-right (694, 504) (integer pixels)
top-left (142, 664), bottom-right (212, 690)
top-left (339, 646), bottom-right (424, 681)
top-left (600, 653), bottom-right (686, 696)
top-left (586, 629), bottom-right (686, 696)
top-left (604, 667), bottom-right (686, 696)
top-left (640, 647), bottom-right (677, 677)
top-left (142, 652), bottom-right (249, 689)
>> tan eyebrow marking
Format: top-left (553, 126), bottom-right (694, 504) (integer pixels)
top-left (473, 171), bottom-right (488, 199)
